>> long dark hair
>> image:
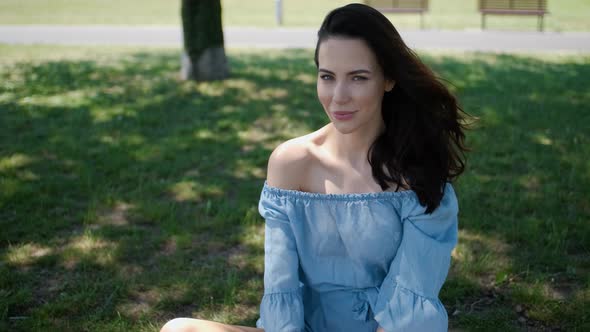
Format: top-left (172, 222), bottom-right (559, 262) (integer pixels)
top-left (314, 3), bottom-right (469, 213)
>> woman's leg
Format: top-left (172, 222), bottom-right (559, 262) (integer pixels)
top-left (160, 318), bottom-right (263, 332)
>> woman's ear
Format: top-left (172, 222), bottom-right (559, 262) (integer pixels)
top-left (385, 80), bottom-right (395, 92)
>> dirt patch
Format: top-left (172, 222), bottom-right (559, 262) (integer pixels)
top-left (117, 288), bottom-right (162, 321)
top-left (31, 269), bottom-right (67, 307)
top-left (93, 202), bottom-right (135, 227)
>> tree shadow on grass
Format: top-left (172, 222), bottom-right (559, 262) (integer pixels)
top-left (0, 48), bottom-right (323, 331)
top-left (0, 49), bottom-right (589, 331)
top-left (425, 52), bottom-right (590, 330)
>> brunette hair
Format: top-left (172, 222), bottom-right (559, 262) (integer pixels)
top-left (314, 3), bottom-right (468, 213)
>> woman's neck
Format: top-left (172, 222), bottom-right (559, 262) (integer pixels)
top-left (325, 121), bottom-right (385, 170)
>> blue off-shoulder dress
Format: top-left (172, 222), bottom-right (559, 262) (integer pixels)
top-left (256, 181), bottom-right (458, 332)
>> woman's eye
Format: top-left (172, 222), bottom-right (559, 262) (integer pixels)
top-left (319, 74), bottom-right (333, 80)
top-left (352, 76), bottom-right (368, 81)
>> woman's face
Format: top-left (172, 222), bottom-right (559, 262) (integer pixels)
top-left (317, 37), bottom-right (394, 135)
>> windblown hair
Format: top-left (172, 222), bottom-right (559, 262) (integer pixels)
top-left (315, 3), bottom-right (469, 213)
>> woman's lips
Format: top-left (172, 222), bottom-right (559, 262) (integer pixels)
top-left (333, 111), bottom-right (357, 121)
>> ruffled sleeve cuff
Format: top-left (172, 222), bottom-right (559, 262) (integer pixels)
top-left (373, 280), bottom-right (448, 332)
top-left (257, 290), bottom-right (305, 332)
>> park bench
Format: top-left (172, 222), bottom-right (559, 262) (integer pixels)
top-left (479, 0), bottom-right (548, 31)
top-left (364, 0), bottom-right (429, 29)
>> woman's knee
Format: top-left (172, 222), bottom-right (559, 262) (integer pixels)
top-left (160, 318), bottom-right (202, 332)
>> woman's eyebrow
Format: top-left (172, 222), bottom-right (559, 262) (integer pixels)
top-left (347, 69), bottom-right (371, 75)
top-left (318, 68), bottom-right (372, 75)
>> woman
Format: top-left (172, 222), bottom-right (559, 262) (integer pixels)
top-left (161, 3), bottom-right (468, 332)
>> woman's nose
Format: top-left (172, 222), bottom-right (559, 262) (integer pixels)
top-left (332, 81), bottom-right (351, 104)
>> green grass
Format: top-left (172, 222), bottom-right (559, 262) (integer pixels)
top-left (0, 0), bottom-right (589, 31)
top-left (1, 44), bottom-right (589, 331)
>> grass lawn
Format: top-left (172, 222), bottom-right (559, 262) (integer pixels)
top-left (1, 44), bottom-right (589, 331)
top-left (0, 0), bottom-right (589, 31)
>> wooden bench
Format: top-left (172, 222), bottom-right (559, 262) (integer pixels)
top-left (364, 0), bottom-right (429, 29)
top-left (479, 0), bottom-right (548, 31)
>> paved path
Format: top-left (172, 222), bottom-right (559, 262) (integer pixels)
top-left (1, 25), bottom-right (590, 53)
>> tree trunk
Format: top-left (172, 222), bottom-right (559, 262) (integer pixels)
top-left (180, 0), bottom-right (230, 81)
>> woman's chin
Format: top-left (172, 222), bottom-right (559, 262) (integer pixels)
top-left (330, 121), bottom-right (358, 135)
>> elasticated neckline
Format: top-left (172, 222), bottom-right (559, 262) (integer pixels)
top-left (262, 181), bottom-right (416, 201)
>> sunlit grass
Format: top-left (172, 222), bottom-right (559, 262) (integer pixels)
top-left (0, 44), bottom-right (589, 331)
top-left (0, 153), bottom-right (35, 172)
top-left (5, 243), bottom-right (52, 266)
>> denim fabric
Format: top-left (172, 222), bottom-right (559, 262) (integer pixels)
top-left (256, 181), bottom-right (458, 332)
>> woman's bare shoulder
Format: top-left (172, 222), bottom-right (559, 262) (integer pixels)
top-left (266, 128), bottom-right (326, 190)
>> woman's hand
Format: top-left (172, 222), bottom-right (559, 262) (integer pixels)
top-left (376, 327), bottom-right (386, 332)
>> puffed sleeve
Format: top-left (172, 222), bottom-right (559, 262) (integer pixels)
top-left (256, 187), bottom-right (305, 332)
top-left (373, 184), bottom-right (458, 332)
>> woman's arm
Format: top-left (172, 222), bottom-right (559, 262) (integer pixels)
top-left (257, 142), bottom-right (309, 332)
top-left (372, 184), bottom-right (459, 332)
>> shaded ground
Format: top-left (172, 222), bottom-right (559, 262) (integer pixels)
top-left (0, 45), bottom-right (589, 331)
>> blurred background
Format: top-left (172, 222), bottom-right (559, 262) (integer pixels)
top-left (0, 0), bottom-right (589, 30)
